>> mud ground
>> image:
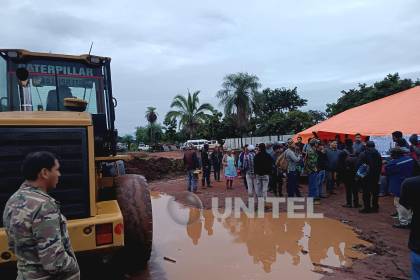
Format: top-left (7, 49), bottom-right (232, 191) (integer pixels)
top-left (149, 175), bottom-right (411, 280)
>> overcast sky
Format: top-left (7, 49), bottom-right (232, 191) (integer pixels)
top-left (2, 0), bottom-right (420, 135)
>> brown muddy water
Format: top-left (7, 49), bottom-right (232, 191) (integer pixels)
top-left (131, 192), bottom-right (371, 280)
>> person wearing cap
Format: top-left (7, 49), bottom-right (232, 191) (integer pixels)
top-left (386, 147), bottom-right (415, 228)
top-left (304, 138), bottom-right (320, 203)
top-left (243, 145), bottom-right (257, 198)
top-left (357, 141), bottom-right (382, 213)
top-left (283, 143), bottom-right (302, 197)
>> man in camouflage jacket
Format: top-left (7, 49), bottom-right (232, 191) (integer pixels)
top-left (3, 151), bottom-right (80, 280)
top-left (304, 139), bottom-right (320, 201)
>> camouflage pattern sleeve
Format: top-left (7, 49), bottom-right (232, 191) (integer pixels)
top-left (32, 200), bottom-right (79, 276)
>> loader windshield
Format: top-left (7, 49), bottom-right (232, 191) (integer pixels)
top-left (0, 56), bottom-right (107, 114)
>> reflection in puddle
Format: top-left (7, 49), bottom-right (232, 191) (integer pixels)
top-left (133, 192), bottom-right (371, 280)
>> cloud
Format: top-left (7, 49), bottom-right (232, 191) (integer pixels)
top-left (1, 0), bottom-right (420, 135)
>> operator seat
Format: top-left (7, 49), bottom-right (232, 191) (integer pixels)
top-left (46, 86), bottom-right (73, 111)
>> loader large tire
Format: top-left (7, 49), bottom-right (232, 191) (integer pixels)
top-left (115, 174), bottom-right (153, 271)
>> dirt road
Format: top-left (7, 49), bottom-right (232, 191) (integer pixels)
top-left (148, 176), bottom-right (411, 280)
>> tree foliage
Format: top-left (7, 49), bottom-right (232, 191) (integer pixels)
top-left (250, 87), bottom-right (321, 135)
top-left (217, 72), bottom-right (261, 133)
top-left (326, 73), bottom-right (420, 116)
top-left (165, 90), bottom-right (214, 139)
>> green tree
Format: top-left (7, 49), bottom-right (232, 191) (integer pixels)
top-left (120, 134), bottom-right (134, 150)
top-left (135, 126), bottom-right (148, 144)
top-left (145, 106), bottom-right (158, 144)
top-left (145, 106), bottom-right (158, 124)
top-left (217, 72), bottom-right (261, 135)
top-left (326, 73), bottom-right (420, 116)
top-left (251, 87), bottom-right (310, 136)
top-left (253, 87), bottom-right (307, 118)
top-left (165, 90), bottom-right (214, 139)
top-left (146, 123), bottom-right (163, 144)
top-left (163, 118), bottom-right (178, 143)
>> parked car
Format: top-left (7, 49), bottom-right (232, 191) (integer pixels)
top-left (116, 142), bottom-right (128, 152)
top-left (138, 143), bottom-right (150, 151)
top-left (207, 140), bottom-right (218, 149)
top-left (185, 139), bottom-right (208, 150)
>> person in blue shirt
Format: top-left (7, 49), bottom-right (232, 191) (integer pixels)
top-left (386, 147), bottom-right (415, 228)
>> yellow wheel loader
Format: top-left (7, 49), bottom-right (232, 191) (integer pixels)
top-left (0, 49), bottom-right (153, 274)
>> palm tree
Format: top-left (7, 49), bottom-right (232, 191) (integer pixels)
top-left (165, 90), bottom-right (214, 139)
top-left (145, 106), bottom-right (158, 125)
top-left (217, 72), bottom-right (261, 134)
top-left (145, 107), bottom-right (158, 145)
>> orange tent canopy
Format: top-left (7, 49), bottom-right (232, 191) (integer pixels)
top-left (296, 86), bottom-right (420, 143)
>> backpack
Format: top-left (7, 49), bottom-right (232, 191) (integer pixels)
top-left (276, 151), bottom-right (288, 171)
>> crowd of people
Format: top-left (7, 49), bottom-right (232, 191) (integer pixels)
top-left (183, 131), bottom-right (420, 228)
top-left (183, 130), bottom-right (420, 279)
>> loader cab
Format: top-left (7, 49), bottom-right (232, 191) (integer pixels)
top-left (0, 49), bottom-right (117, 156)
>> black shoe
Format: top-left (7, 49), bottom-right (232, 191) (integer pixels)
top-left (359, 208), bottom-right (371, 213)
top-left (342, 204), bottom-right (352, 208)
top-left (353, 204), bottom-right (362, 208)
top-left (390, 212), bottom-right (398, 218)
top-left (370, 207), bottom-right (379, 213)
top-left (393, 223), bottom-right (410, 229)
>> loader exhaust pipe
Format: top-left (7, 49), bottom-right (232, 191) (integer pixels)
top-left (16, 67), bottom-right (33, 111)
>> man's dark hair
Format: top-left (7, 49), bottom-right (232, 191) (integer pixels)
top-left (21, 151), bottom-right (58, 180)
top-left (203, 144), bottom-right (209, 150)
top-left (344, 138), bottom-right (354, 153)
top-left (355, 133), bottom-right (361, 137)
top-left (409, 134), bottom-right (418, 145)
top-left (259, 143), bottom-right (266, 153)
top-left (366, 141), bottom-right (375, 148)
top-left (392, 131), bottom-right (403, 139)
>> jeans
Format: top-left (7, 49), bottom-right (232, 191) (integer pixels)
top-left (271, 172), bottom-right (283, 196)
top-left (326, 171), bottom-right (336, 192)
top-left (242, 170), bottom-right (248, 189)
top-left (213, 166), bottom-right (221, 181)
top-left (187, 170), bottom-right (198, 192)
top-left (287, 171), bottom-right (300, 197)
top-left (394, 197), bottom-right (412, 225)
top-left (202, 167), bottom-right (211, 187)
top-left (308, 172), bottom-right (319, 198)
top-left (379, 175), bottom-right (388, 195)
top-left (362, 176), bottom-right (380, 210)
top-left (343, 175), bottom-right (359, 206)
top-left (412, 251), bottom-right (420, 280)
top-left (246, 173), bottom-right (257, 197)
top-left (255, 175), bottom-right (269, 199)
top-left (316, 170), bottom-right (326, 197)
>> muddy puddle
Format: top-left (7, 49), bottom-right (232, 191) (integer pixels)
top-left (132, 192), bottom-right (371, 280)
